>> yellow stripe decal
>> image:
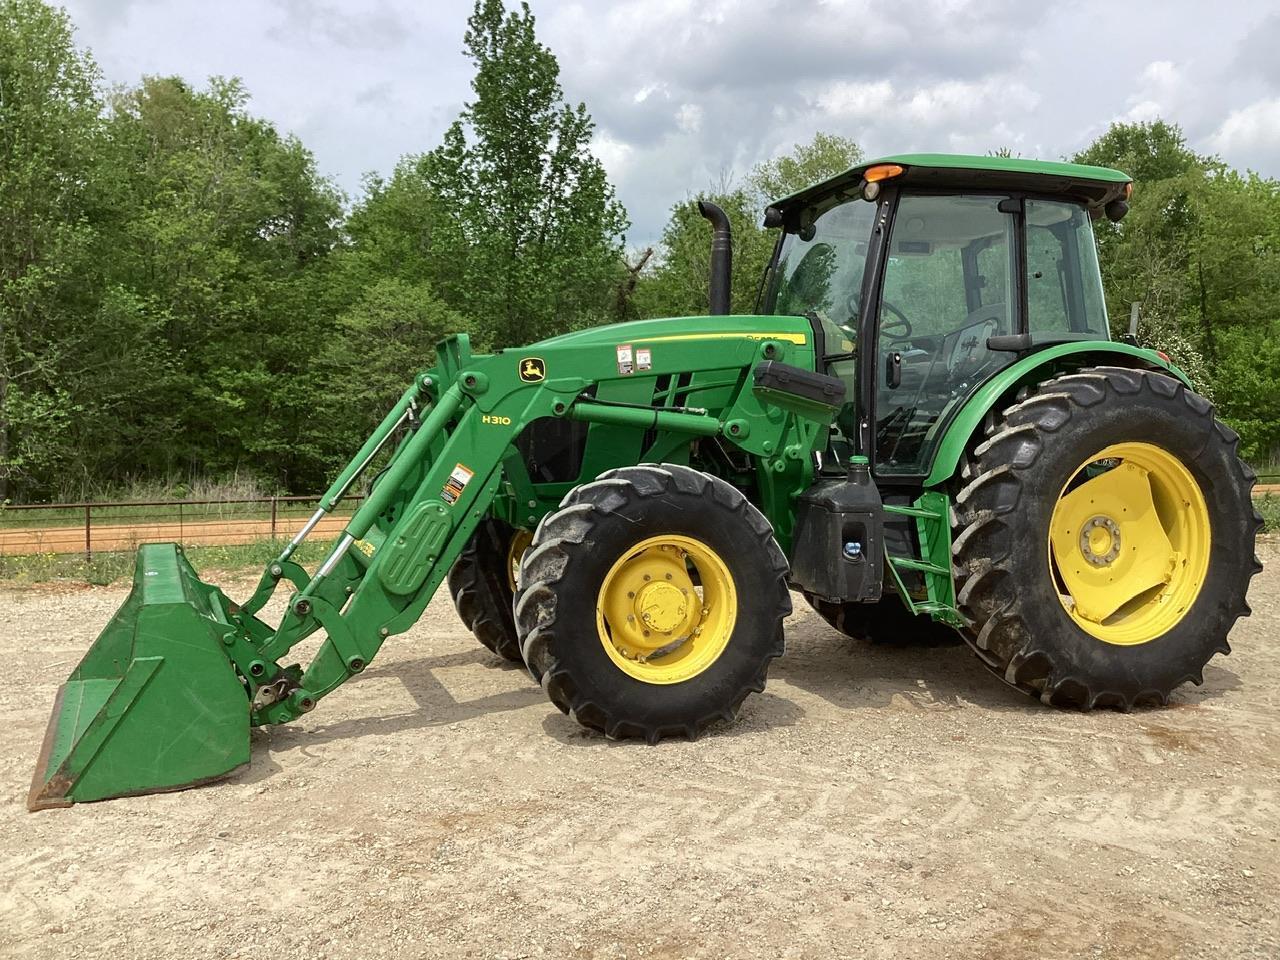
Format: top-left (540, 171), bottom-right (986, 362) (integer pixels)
top-left (642, 331), bottom-right (807, 345)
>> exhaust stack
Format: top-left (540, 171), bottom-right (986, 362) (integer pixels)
top-left (697, 200), bottom-right (732, 316)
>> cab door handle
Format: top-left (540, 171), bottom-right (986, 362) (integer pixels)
top-left (885, 351), bottom-right (902, 389)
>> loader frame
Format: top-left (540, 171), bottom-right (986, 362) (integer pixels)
top-left (222, 320), bottom-right (836, 728)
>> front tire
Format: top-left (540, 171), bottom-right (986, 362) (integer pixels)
top-left (952, 366), bottom-right (1262, 708)
top-left (515, 464), bottom-right (790, 742)
top-left (447, 518), bottom-right (531, 662)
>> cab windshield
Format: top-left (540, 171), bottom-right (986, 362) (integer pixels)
top-left (766, 198), bottom-right (877, 335)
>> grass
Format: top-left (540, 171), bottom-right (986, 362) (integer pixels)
top-left (52, 469), bottom-right (277, 505)
top-left (1252, 452), bottom-right (1280, 481)
top-left (1257, 494), bottom-right (1280, 534)
top-left (0, 538), bottom-right (338, 586)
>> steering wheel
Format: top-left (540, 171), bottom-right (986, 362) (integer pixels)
top-left (945, 304), bottom-right (1007, 383)
top-left (847, 292), bottom-right (913, 340)
top-left (880, 300), bottom-right (913, 340)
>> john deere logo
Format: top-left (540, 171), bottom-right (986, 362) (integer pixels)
top-left (519, 357), bottom-right (546, 382)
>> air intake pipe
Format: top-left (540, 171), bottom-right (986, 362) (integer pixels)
top-left (697, 200), bottom-right (732, 316)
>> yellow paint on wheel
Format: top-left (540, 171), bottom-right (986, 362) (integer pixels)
top-left (1048, 442), bottom-right (1211, 645)
top-left (506, 528), bottom-right (534, 592)
top-left (596, 535), bottom-right (736, 684)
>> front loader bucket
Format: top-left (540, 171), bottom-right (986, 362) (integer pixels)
top-left (28, 543), bottom-right (250, 810)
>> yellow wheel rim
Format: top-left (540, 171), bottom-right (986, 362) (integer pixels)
top-left (506, 528), bottom-right (534, 592)
top-left (595, 534), bottom-right (737, 684)
top-left (1048, 442), bottom-right (1211, 646)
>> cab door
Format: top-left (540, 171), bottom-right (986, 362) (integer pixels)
top-left (872, 193), bottom-right (1018, 475)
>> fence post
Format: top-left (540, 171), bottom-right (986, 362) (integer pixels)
top-left (85, 504), bottom-right (91, 561)
top-left (179, 501), bottom-right (184, 544)
top-left (271, 496), bottom-right (278, 540)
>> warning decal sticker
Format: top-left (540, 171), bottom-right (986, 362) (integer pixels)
top-left (636, 347), bottom-right (652, 371)
top-left (616, 343), bottom-right (634, 375)
top-left (441, 462), bottom-right (475, 505)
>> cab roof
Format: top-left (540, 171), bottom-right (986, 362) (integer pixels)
top-left (768, 153), bottom-right (1132, 226)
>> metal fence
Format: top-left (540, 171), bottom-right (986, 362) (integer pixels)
top-left (0, 494), bottom-right (364, 559)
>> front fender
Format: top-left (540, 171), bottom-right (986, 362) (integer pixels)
top-left (923, 342), bottom-right (1191, 487)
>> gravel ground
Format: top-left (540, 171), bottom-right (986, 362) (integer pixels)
top-left (1, 543), bottom-right (1277, 960)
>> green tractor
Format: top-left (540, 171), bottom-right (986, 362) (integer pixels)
top-left (29, 154), bottom-right (1262, 809)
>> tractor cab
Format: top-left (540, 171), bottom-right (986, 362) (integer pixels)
top-left (762, 155), bottom-right (1130, 478)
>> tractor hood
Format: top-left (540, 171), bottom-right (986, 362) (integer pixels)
top-left (526, 314), bottom-right (813, 352)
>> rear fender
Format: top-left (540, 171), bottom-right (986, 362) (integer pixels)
top-left (923, 342), bottom-right (1191, 487)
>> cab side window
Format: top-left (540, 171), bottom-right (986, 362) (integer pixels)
top-left (1025, 200), bottom-right (1109, 336)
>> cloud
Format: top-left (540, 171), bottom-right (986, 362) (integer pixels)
top-left (590, 132), bottom-right (636, 178)
top-left (1234, 12), bottom-right (1280, 90)
top-left (675, 103), bottom-right (703, 134)
top-left (541, 0), bottom-right (1059, 238)
top-left (1120, 61), bottom-right (1185, 124)
top-left (265, 0), bottom-right (412, 51)
top-left (816, 81), bottom-right (894, 121)
top-left (57, 0), bottom-right (1280, 244)
top-left (1209, 98), bottom-right (1280, 171)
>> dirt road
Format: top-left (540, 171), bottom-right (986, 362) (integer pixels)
top-left (1, 546), bottom-right (1277, 959)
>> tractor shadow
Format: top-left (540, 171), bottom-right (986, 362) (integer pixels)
top-left (774, 611), bottom-right (1243, 715)
top-left (234, 647), bottom-right (544, 781)
top-left (538, 691), bottom-right (806, 747)
top-left (231, 609), bottom-right (1243, 783)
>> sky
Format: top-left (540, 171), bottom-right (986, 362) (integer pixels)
top-left (62, 0), bottom-right (1280, 245)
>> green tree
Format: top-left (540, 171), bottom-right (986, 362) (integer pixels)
top-left (319, 278), bottom-right (468, 452)
top-left (90, 75), bottom-right (344, 490)
top-left (1075, 120), bottom-right (1280, 461)
top-left (1075, 120), bottom-right (1201, 184)
top-left (419, 0), bottom-right (628, 347)
top-left (1073, 121), bottom-right (1205, 352)
top-left (343, 165), bottom-right (444, 291)
top-left (750, 132), bottom-right (863, 202)
top-left (0, 0), bottom-right (102, 500)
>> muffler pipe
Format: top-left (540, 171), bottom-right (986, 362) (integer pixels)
top-left (698, 200), bottom-right (732, 316)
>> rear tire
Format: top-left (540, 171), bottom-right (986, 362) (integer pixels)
top-left (515, 464), bottom-right (790, 742)
top-left (951, 366), bottom-right (1262, 708)
top-left (803, 591), bottom-right (960, 646)
top-left (447, 518), bottom-right (527, 662)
